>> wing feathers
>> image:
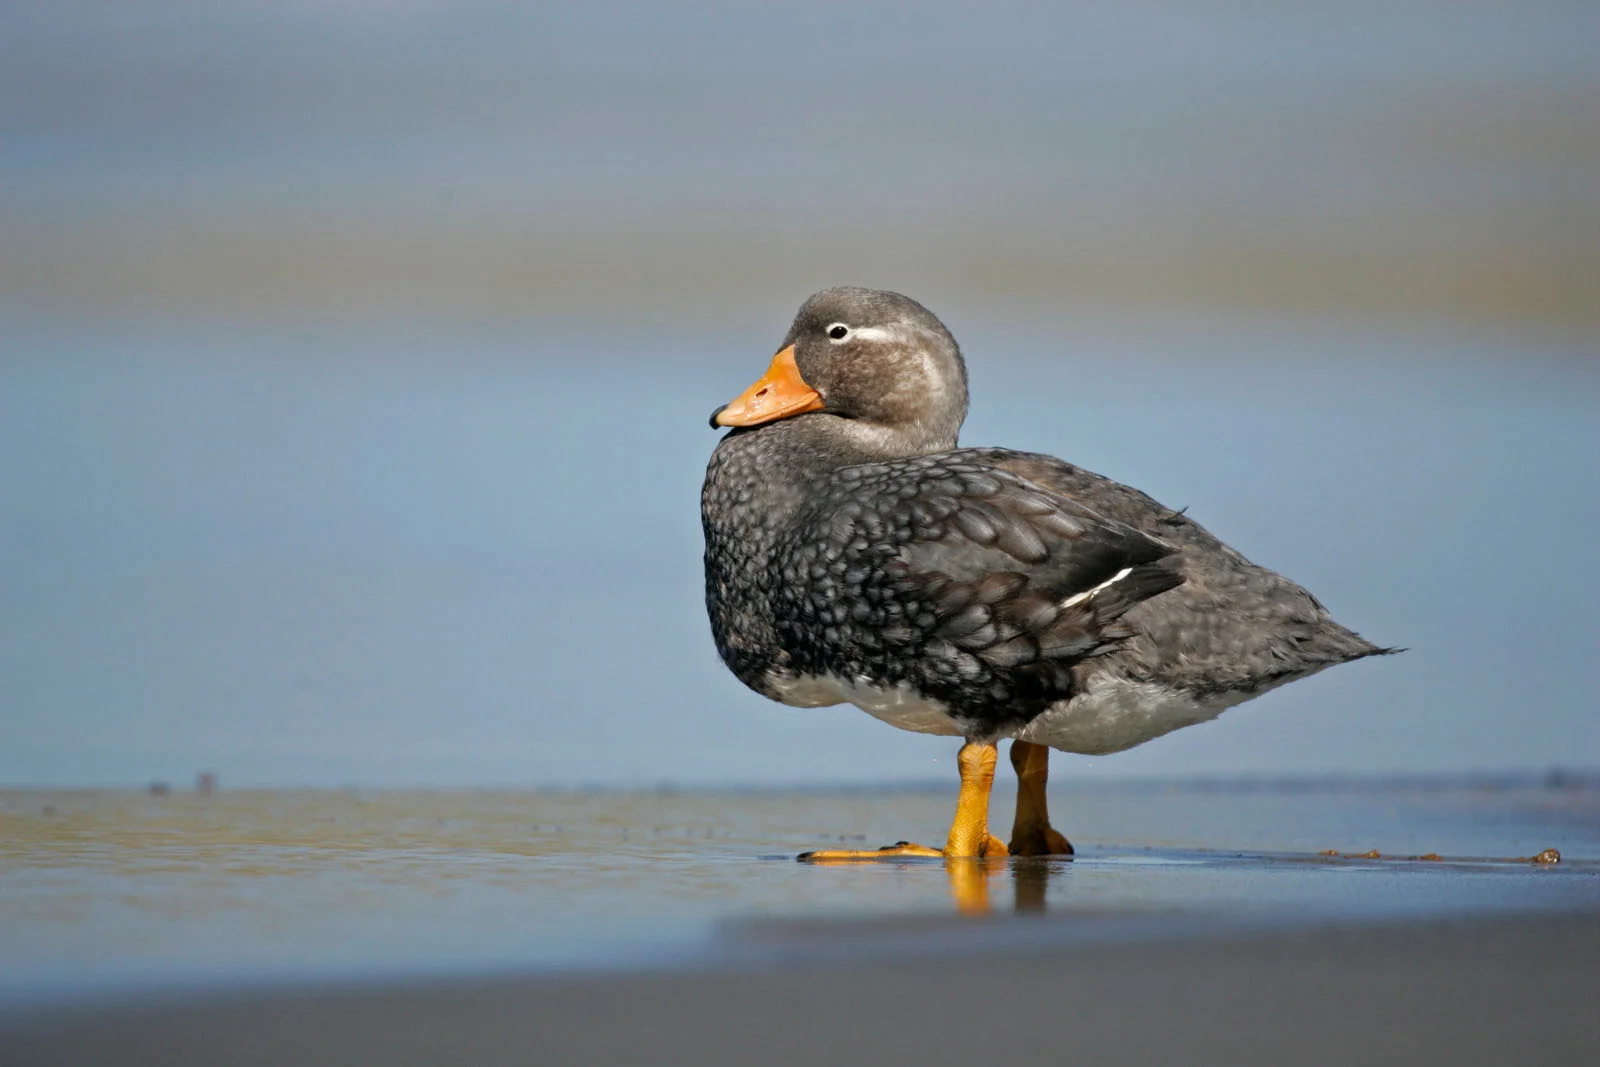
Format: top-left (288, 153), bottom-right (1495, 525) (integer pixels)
top-left (778, 454), bottom-right (1186, 717)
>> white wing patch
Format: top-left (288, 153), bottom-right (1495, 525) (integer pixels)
top-left (1060, 566), bottom-right (1132, 608)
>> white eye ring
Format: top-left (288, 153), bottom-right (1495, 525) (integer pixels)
top-left (826, 323), bottom-right (851, 342)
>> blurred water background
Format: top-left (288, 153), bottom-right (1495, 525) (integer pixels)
top-left (3, 1), bottom-right (1597, 790)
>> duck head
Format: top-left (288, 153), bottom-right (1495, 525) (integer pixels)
top-left (710, 287), bottom-right (969, 456)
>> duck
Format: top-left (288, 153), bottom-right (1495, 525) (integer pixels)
top-left (702, 287), bottom-right (1394, 860)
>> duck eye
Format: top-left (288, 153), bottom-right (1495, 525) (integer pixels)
top-left (827, 324), bottom-right (850, 341)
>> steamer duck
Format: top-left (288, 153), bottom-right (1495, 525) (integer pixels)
top-left (702, 288), bottom-right (1392, 859)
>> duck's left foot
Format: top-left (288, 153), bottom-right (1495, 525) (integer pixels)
top-left (1008, 825), bottom-right (1074, 857)
top-left (1008, 741), bottom-right (1075, 856)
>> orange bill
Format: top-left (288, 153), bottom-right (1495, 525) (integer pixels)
top-left (713, 345), bottom-right (824, 427)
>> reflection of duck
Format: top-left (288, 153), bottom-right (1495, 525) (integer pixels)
top-left (945, 857), bottom-right (1056, 914)
top-left (946, 857), bottom-right (1010, 914)
top-left (703, 288), bottom-right (1394, 860)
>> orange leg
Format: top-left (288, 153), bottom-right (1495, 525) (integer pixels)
top-left (800, 741), bottom-right (1010, 862)
top-left (1008, 741), bottom-right (1074, 856)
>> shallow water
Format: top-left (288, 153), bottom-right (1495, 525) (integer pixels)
top-left (2, 781), bottom-right (1594, 1007)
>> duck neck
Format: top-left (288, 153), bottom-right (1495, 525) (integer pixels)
top-left (706, 414), bottom-right (949, 526)
top-left (703, 420), bottom-right (840, 546)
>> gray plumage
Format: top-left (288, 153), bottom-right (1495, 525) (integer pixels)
top-left (702, 287), bottom-right (1393, 751)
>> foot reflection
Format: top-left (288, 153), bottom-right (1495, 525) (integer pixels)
top-left (1011, 858), bottom-right (1054, 912)
top-left (944, 856), bottom-right (1069, 914)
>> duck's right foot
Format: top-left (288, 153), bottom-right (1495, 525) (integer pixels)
top-left (799, 835), bottom-right (1008, 863)
top-left (799, 741), bottom-right (1008, 863)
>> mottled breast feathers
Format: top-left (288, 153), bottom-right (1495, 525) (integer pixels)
top-left (768, 453), bottom-right (1184, 733)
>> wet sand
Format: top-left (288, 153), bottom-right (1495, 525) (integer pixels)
top-left (2, 782), bottom-right (1596, 1063)
top-left (4, 910), bottom-right (1596, 1066)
